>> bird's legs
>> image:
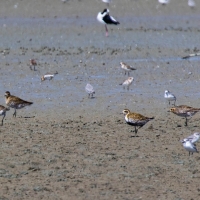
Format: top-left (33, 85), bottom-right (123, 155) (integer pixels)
top-left (185, 117), bottom-right (188, 126)
top-left (1, 114), bottom-right (5, 126)
top-left (105, 25), bottom-right (108, 37)
top-left (13, 109), bottom-right (17, 117)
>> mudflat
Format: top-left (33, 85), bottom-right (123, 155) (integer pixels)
top-left (0, 0), bottom-right (200, 199)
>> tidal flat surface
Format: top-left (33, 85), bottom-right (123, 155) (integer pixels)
top-left (0, 0), bottom-right (200, 199)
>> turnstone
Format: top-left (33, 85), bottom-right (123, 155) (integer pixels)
top-left (120, 77), bottom-right (134, 90)
top-left (182, 132), bottom-right (200, 144)
top-left (164, 90), bottom-right (176, 105)
top-left (85, 83), bottom-right (95, 98)
top-left (41, 71), bottom-right (58, 81)
top-left (5, 91), bottom-right (33, 117)
top-left (29, 59), bottom-right (37, 71)
top-left (123, 109), bottom-right (154, 136)
top-left (181, 139), bottom-right (198, 156)
top-left (158, 0), bottom-right (170, 5)
top-left (120, 62), bottom-right (136, 76)
top-left (0, 105), bottom-right (10, 126)
top-left (169, 105), bottom-right (200, 126)
top-left (97, 9), bottom-right (120, 37)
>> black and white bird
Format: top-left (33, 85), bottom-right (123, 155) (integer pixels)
top-left (97, 9), bottom-right (120, 37)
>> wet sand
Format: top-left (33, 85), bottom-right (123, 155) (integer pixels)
top-left (0, 0), bottom-right (200, 199)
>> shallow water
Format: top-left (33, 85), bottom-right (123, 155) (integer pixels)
top-left (0, 11), bottom-right (200, 118)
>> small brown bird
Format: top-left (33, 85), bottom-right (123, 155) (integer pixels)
top-left (5, 91), bottom-right (33, 117)
top-left (29, 59), bottom-right (37, 71)
top-left (123, 109), bottom-right (154, 136)
top-left (0, 105), bottom-right (10, 125)
top-left (169, 105), bottom-right (200, 126)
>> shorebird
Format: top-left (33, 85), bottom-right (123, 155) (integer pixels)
top-left (29, 59), bottom-right (37, 71)
top-left (188, 0), bottom-right (195, 7)
top-left (120, 62), bottom-right (136, 76)
top-left (41, 71), bottom-right (58, 81)
top-left (5, 91), bottom-right (33, 117)
top-left (0, 105), bottom-right (9, 126)
top-left (120, 77), bottom-right (134, 90)
top-left (102, 0), bottom-right (111, 6)
top-left (164, 90), bottom-right (176, 105)
top-left (169, 105), bottom-right (200, 126)
top-left (181, 139), bottom-right (198, 156)
top-left (182, 132), bottom-right (200, 144)
top-left (85, 83), bottom-right (95, 98)
top-left (123, 109), bottom-right (154, 136)
top-left (158, 0), bottom-right (170, 5)
top-left (97, 9), bottom-right (120, 37)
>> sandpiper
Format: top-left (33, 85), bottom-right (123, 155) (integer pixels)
top-left (41, 71), bottom-right (58, 81)
top-left (181, 139), bottom-right (198, 156)
top-left (85, 83), bottom-right (95, 98)
top-left (169, 105), bottom-right (200, 126)
top-left (0, 105), bottom-right (9, 125)
top-left (29, 59), bottom-right (37, 71)
top-left (120, 62), bottom-right (136, 76)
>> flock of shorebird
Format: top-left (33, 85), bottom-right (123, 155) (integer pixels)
top-left (85, 60), bottom-right (200, 156)
top-left (0, 0), bottom-right (198, 158)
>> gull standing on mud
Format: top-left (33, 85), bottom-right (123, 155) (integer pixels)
top-left (41, 71), bottom-right (58, 81)
top-left (85, 83), bottom-right (95, 98)
top-left (164, 90), bottom-right (176, 105)
top-left (97, 9), bottom-right (120, 37)
top-left (181, 139), bottom-right (198, 156)
top-left (169, 105), bottom-right (200, 126)
top-left (5, 91), bottom-right (33, 117)
top-left (120, 62), bottom-right (136, 76)
top-left (123, 109), bottom-right (154, 136)
top-left (120, 77), bottom-right (134, 90)
top-left (0, 105), bottom-right (10, 126)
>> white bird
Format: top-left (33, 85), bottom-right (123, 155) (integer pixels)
top-left (97, 9), bottom-right (120, 37)
top-left (120, 62), bottom-right (136, 76)
top-left (120, 77), bottom-right (134, 91)
top-left (181, 139), bottom-right (198, 156)
top-left (85, 83), bottom-right (95, 98)
top-left (188, 0), bottom-right (196, 7)
top-left (41, 71), bottom-right (58, 81)
top-left (0, 105), bottom-right (9, 126)
top-left (102, 0), bottom-right (111, 6)
top-left (158, 0), bottom-right (170, 5)
top-left (164, 90), bottom-right (176, 105)
top-left (183, 132), bottom-right (200, 144)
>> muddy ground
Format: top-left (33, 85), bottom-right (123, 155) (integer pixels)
top-left (0, 0), bottom-right (200, 199)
